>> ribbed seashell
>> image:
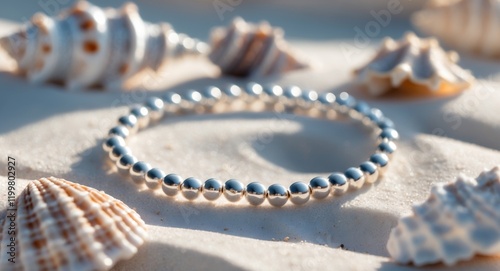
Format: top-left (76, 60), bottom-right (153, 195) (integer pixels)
top-left (208, 17), bottom-right (309, 77)
top-left (0, 177), bottom-right (147, 271)
top-left (354, 32), bottom-right (475, 97)
top-left (413, 0), bottom-right (500, 58)
top-left (0, 1), bottom-right (208, 90)
top-left (387, 166), bottom-right (500, 266)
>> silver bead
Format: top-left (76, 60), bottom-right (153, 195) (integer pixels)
top-left (102, 136), bottom-right (125, 152)
top-left (245, 182), bottom-right (267, 206)
top-left (263, 85), bottom-right (284, 101)
top-left (377, 117), bottom-right (395, 130)
top-left (328, 173), bottom-right (349, 195)
top-left (298, 90), bottom-right (318, 109)
top-left (183, 90), bottom-right (203, 111)
top-left (145, 168), bottom-right (166, 190)
top-left (370, 153), bottom-right (390, 176)
top-left (162, 174), bottom-right (183, 196)
top-left (353, 102), bottom-right (371, 122)
top-left (267, 184), bottom-right (289, 207)
top-left (309, 177), bottom-right (331, 200)
top-left (283, 86), bottom-right (302, 106)
top-left (202, 86), bottom-right (222, 107)
top-left (267, 184), bottom-right (290, 207)
top-left (116, 154), bottom-right (137, 176)
top-left (223, 179), bottom-right (245, 202)
top-left (202, 178), bottom-right (223, 201)
top-left (289, 182), bottom-right (311, 205)
top-left (245, 82), bottom-right (264, 98)
top-left (344, 167), bottom-right (365, 189)
top-left (223, 84), bottom-right (243, 100)
top-left (118, 114), bottom-right (138, 134)
top-left (366, 108), bottom-right (384, 123)
top-left (378, 141), bottom-right (397, 158)
top-left (109, 145), bottom-right (131, 162)
top-left (359, 161), bottom-right (379, 184)
top-left (318, 92), bottom-right (336, 105)
top-left (336, 92), bottom-right (356, 113)
top-left (353, 101), bottom-right (371, 115)
top-left (378, 128), bottom-right (399, 143)
top-left (203, 86), bottom-right (222, 99)
top-left (108, 125), bottom-right (130, 139)
top-left (130, 106), bottom-right (150, 129)
top-left (129, 161), bottom-right (152, 185)
top-left (163, 92), bottom-right (182, 114)
top-left (145, 97), bottom-right (164, 122)
top-left (181, 177), bottom-right (202, 200)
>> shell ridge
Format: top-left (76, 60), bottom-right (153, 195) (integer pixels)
top-left (53, 178), bottom-right (143, 267)
top-left (42, 178), bottom-right (123, 270)
top-left (0, 1), bottom-right (205, 90)
top-left (413, 0), bottom-right (500, 58)
top-left (208, 17), bottom-right (309, 77)
top-left (388, 167), bottom-right (500, 266)
top-left (66, 3), bottom-right (110, 89)
top-left (354, 32), bottom-right (474, 96)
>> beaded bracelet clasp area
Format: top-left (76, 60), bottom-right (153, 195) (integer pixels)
top-left (102, 83), bottom-right (398, 207)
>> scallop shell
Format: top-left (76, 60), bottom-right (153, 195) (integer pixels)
top-left (0, 1), bottom-right (207, 90)
top-left (354, 32), bottom-right (475, 97)
top-left (208, 17), bottom-right (309, 77)
top-left (0, 177), bottom-right (147, 271)
top-left (413, 0), bottom-right (500, 58)
top-left (387, 166), bottom-right (500, 266)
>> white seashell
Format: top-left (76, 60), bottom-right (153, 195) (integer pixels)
top-left (0, 177), bottom-right (147, 271)
top-left (387, 166), bottom-right (500, 266)
top-left (413, 0), bottom-right (500, 58)
top-left (208, 17), bottom-right (309, 77)
top-left (0, 1), bottom-right (208, 90)
top-left (354, 32), bottom-right (475, 97)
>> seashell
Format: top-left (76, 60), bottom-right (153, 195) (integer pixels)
top-left (208, 17), bottom-right (309, 77)
top-left (354, 32), bottom-right (475, 97)
top-left (412, 0), bottom-right (500, 58)
top-left (387, 166), bottom-right (500, 266)
top-left (0, 177), bottom-right (147, 271)
top-left (0, 1), bottom-right (208, 90)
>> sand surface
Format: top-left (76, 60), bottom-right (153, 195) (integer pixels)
top-left (1, 1), bottom-right (500, 270)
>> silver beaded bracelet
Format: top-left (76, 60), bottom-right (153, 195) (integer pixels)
top-left (102, 83), bottom-right (399, 207)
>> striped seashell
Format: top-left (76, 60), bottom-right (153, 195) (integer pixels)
top-left (354, 32), bottom-right (474, 97)
top-left (208, 17), bottom-right (309, 77)
top-left (0, 1), bottom-right (208, 90)
top-left (0, 177), bottom-right (147, 271)
top-left (387, 166), bottom-right (500, 266)
top-left (413, 0), bottom-right (500, 58)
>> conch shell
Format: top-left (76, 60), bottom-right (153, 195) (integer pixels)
top-left (354, 32), bottom-right (474, 97)
top-left (0, 1), bottom-right (207, 90)
top-left (413, 0), bottom-right (500, 58)
top-left (208, 17), bottom-right (309, 77)
top-left (0, 177), bottom-right (147, 271)
top-left (387, 166), bottom-right (500, 266)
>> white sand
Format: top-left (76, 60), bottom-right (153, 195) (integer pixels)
top-left (1, 1), bottom-right (500, 270)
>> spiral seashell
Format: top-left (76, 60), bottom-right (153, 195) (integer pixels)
top-left (413, 0), bottom-right (500, 58)
top-left (208, 17), bottom-right (309, 77)
top-left (0, 1), bottom-right (208, 90)
top-left (387, 166), bottom-right (500, 266)
top-left (0, 177), bottom-right (147, 271)
top-left (354, 32), bottom-right (475, 97)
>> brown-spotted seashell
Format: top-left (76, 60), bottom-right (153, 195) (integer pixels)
top-left (354, 32), bottom-right (474, 97)
top-left (0, 1), bottom-right (208, 90)
top-left (413, 0), bottom-right (500, 58)
top-left (208, 17), bottom-right (309, 77)
top-left (387, 166), bottom-right (500, 266)
top-left (0, 177), bottom-right (147, 271)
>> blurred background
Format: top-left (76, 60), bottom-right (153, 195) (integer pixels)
top-left (0, 0), bottom-right (425, 41)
